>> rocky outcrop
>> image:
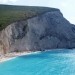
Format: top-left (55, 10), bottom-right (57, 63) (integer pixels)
top-left (0, 9), bottom-right (75, 53)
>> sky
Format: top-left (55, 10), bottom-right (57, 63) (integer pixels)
top-left (0, 0), bottom-right (75, 24)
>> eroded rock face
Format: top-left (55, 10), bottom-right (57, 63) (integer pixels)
top-left (0, 10), bottom-right (75, 53)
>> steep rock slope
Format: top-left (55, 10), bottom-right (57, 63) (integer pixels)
top-left (0, 9), bottom-right (75, 53)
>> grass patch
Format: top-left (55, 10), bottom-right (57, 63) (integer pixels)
top-left (0, 4), bottom-right (59, 30)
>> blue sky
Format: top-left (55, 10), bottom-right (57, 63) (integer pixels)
top-left (0, 0), bottom-right (75, 24)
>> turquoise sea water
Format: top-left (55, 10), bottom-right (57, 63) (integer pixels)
top-left (0, 49), bottom-right (75, 75)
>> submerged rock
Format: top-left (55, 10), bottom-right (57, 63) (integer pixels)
top-left (0, 9), bottom-right (75, 53)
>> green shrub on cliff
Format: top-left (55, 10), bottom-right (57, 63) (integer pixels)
top-left (0, 5), bottom-right (59, 30)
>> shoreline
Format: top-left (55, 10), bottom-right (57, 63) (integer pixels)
top-left (0, 51), bottom-right (41, 63)
top-left (0, 49), bottom-right (75, 63)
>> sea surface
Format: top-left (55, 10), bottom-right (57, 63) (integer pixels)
top-left (0, 49), bottom-right (75, 75)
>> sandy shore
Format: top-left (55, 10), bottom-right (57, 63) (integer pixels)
top-left (0, 51), bottom-right (40, 63)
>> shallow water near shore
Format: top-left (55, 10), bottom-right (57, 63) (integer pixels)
top-left (0, 49), bottom-right (75, 75)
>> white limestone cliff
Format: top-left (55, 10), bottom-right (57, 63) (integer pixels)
top-left (0, 10), bottom-right (75, 53)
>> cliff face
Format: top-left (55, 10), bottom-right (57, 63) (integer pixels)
top-left (0, 10), bottom-right (75, 53)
